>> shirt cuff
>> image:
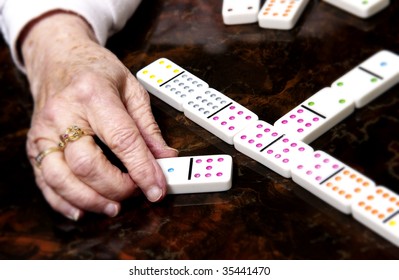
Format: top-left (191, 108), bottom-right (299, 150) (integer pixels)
top-left (0, 0), bottom-right (141, 71)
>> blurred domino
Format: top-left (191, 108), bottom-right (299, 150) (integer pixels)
top-left (291, 150), bottom-right (376, 214)
top-left (156, 154), bottom-right (233, 194)
top-left (136, 58), bottom-right (208, 111)
top-left (352, 186), bottom-right (399, 246)
top-left (222, 0), bottom-right (260, 25)
top-left (323, 0), bottom-right (390, 18)
top-left (258, 0), bottom-right (310, 30)
top-left (183, 88), bottom-right (258, 144)
top-left (274, 87), bottom-right (355, 144)
top-left (233, 120), bottom-right (313, 178)
top-left (331, 50), bottom-right (399, 108)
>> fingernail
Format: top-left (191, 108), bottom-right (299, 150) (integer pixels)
top-left (67, 208), bottom-right (81, 221)
top-left (104, 203), bottom-right (119, 217)
top-left (146, 186), bottom-right (163, 202)
top-left (166, 146), bottom-right (179, 154)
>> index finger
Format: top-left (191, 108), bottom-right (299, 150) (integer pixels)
top-left (90, 102), bottom-right (167, 202)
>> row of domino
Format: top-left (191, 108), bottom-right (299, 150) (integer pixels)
top-left (222, 0), bottom-right (390, 29)
top-left (136, 50), bottom-right (399, 246)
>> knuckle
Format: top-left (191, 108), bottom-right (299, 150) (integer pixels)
top-left (69, 74), bottom-right (99, 103)
top-left (108, 128), bottom-right (140, 154)
top-left (135, 94), bottom-right (151, 110)
top-left (136, 88), bottom-right (151, 103)
top-left (142, 122), bottom-right (164, 145)
top-left (107, 128), bottom-right (158, 184)
top-left (68, 152), bottom-right (97, 178)
top-left (126, 85), bottom-right (151, 108)
top-left (146, 120), bottom-right (162, 136)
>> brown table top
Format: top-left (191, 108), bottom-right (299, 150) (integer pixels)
top-left (1, 0), bottom-right (399, 259)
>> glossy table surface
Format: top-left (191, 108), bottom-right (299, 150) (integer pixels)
top-left (1, 0), bottom-right (399, 259)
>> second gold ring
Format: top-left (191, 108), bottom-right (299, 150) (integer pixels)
top-left (35, 125), bottom-right (88, 167)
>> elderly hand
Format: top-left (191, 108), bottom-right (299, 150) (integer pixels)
top-left (21, 12), bottom-right (178, 221)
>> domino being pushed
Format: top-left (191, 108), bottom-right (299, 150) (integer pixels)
top-left (331, 49), bottom-right (399, 108)
top-left (233, 120), bottom-right (313, 178)
top-left (222, 0), bottom-right (261, 25)
top-left (183, 88), bottom-right (259, 145)
top-left (352, 186), bottom-right (399, 247)
top-left (322, 0), bottom-right (390, 19)
top-left (291, 150), bottom-right (376, 214)
top-left (156, 154), bottom-right (233, 194)
top-left (258, 0), bottom-right (310, 30)
top-left (136, 58), bottom-right (209, 111)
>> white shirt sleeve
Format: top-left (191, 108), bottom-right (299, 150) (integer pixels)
top-left (0, 0), bottom-right (142, 71)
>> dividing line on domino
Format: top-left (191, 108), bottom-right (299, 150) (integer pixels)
top-left (274, 87), bottom-right (355, 144)
top-left (233, 120), bottom-right (313, 178)
top-left (291, 150), bottom-right (376, 214)
top-left (331, 49), bottom-right (399, 108)
top-left (183, 88), bottom-right (259, 145)
top-left (322, 0), bottom-right (390, 18)
top-left (156, 154), bottom-right (233, 194)
top-left (136, 58), bottom-right (209, 111)
top-left (352, 186), bottom-right (399, 246)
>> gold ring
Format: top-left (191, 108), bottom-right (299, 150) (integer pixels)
top-left (59, 125), bottom-right (87, 148)
top-left (35, 125), bottom-right (87, 167)
top-left (35, 146), bottom-right (63, 167)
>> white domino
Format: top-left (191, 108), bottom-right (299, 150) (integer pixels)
top-left (274, 87), bottom-right (355, 144)
top-left (222, 0), bottom-right (261, 25)
top-left (183, 88), bottom-right (258, 144)
top-left (351, 186), bottom-right (399, 246)
top-left (156, 154), bottom-right (233, 194)
top-left (331, 50), bottom-right (399, 108)
top-left (136, 58), bottom-right (209, 111)
top-left (258, 0), bottom-right (310, 30)
top-left (233, 120), bottom-right (313, 178)
top-left (291, 150), bottom-right (376, 214)
top-left (323, 0), bottom-right (390, 18)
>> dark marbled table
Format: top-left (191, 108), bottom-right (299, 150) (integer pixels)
top-left (1, 0), bottom-right (399, 259)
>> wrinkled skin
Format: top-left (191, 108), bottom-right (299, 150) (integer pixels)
top-left (22, 13), bottom-right (178, 220)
